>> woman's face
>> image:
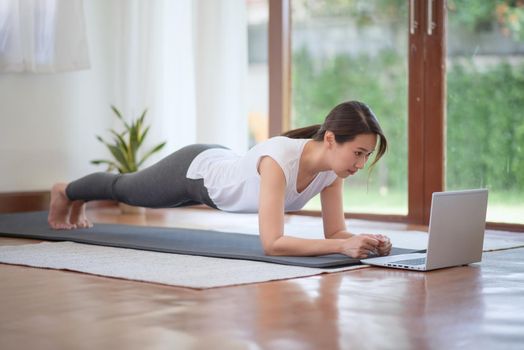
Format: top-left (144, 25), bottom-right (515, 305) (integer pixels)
top-left (327, 133), bottom-right (377, 178)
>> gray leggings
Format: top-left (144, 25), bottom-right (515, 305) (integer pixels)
top-left (66, 144), bottom-right (226, 209)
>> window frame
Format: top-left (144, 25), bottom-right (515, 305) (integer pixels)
top-left (267, 0), bottom-right (524, 231)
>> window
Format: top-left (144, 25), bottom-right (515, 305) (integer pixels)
top-left (269, 0), bottom-right (523, 228)
top-left (446, 0), bottom-right (524, 224)
top-left (290, 0), bottom-right (408, 215)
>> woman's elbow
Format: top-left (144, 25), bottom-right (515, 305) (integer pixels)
top-left (262, 243), bottom-right (276, 256)
top-left (261, 239), bottom-right (280, 256)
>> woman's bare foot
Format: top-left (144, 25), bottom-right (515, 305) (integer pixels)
top-left (70, 200), bottom-right (93, 228)
top-left (48, 183), bottom-right (76, 230)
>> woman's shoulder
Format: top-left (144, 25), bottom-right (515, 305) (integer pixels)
top-left (247, 136), bottom-right (308, 174)
top-left (255, 136), bottom-right (308, 150)
top-left (251, 136), bottom-right (306, 158)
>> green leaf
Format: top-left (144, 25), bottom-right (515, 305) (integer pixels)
top-left (110, 130), bottom-right (129, 154)
top-left (91, 159), bottom-right (111, 164)
top-left (102, 136), bottom-right (131, 172)
top-left (138, 126), bottom-right (150, 148)
top-left (137, 142), bottom-right (166, 168)
top-left (108, 144), bottom-right (132, 173)
top-left (111, 105), bottom-right (131, 130)
top-left (128, 122), bottom-right (139, 169)
top-left (90, 159), bottom-right (119, 173)
top-left (138, 109), bottom-right (147, 127)
top-left (110, 105), bottom-right (123, 119)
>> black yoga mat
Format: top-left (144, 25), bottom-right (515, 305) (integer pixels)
top-left (0, 211), bottom-right (420, 268)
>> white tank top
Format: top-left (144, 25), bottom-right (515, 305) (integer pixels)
top-left (186, 136), bottom-right (338, 213)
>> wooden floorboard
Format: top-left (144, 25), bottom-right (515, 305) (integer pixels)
top-left (0, 207), bottom-right (523, 349)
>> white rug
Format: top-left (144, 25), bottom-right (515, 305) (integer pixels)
top-left (0, 242), bottom-right (367, 289)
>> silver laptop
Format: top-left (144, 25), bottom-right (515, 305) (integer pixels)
top-left (362, 189), bottom-right (488, 271)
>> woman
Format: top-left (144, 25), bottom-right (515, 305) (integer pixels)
top-left (48, 100), bottom-right (392, 258)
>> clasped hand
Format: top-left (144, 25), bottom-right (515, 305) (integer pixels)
top-left (341, 234), bottom-right (392, 259)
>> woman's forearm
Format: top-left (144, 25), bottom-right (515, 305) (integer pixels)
top-left (326, 230), bottom-right (354, 239)
top-left (265, 235), bottom-right (345, 256)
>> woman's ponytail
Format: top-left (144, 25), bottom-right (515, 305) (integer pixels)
top-left (281, 124), bottom-right (322, 139)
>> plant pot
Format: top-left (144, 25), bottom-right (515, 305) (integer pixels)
top-left (118, 203), bottom-right (146, 215)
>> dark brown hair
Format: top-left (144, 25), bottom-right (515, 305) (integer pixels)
top-left (282, 101), bottom-right (387, 167)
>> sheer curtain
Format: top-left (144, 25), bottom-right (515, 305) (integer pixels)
top-left (112, 0), bottom-right (248, 159)
top-left (111, 0), bottom-right (198, 159)
top-left (194, 0), bottom-right (248, 153)
top-left (0, 0), bottom-right (90, 73)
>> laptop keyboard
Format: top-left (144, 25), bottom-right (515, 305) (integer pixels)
top-left (392, 257), bottom-right (426, 266)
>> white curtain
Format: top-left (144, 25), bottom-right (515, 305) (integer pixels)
top-left (194, 0), bottom-right (248, 153)
top-left (112, 0), bottom-right (248, 160)
top-left (0, 0), bottom-right (90, 73)
top-left (111, 0), bottom-right (197, 160)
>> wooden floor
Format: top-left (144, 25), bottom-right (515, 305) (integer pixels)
top-left (1, 207), bottom-right (523, 350)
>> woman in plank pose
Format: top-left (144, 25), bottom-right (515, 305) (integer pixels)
top-left (48, 100), bottom-right (392, 259)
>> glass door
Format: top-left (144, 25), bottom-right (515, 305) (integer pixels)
top-left (446, 1), bottom-right (524, 224)
top-left (290, 0), bottom-right (409, 215)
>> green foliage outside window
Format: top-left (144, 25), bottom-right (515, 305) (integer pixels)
top-left (292, 49), bottom-right (524, 196)
top-left (290, 0), bottom-right (524, 220)
top-left (292, 48), bottom-right (408, 192)
top-left (447, 61), bottom-right (524, 191)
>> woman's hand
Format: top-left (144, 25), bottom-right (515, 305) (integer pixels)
top-left (360, 233), bottom-right (392, 256)
top-left (340, 235), bottom-right (380, 258)
top-left (340, 234), bottom-right (392, 258)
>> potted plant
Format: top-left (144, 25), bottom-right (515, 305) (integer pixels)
top-left (91, 105), bottom-right (166, 214)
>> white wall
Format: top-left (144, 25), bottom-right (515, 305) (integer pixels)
top-left (0, 0), bottom-right (116, 192)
